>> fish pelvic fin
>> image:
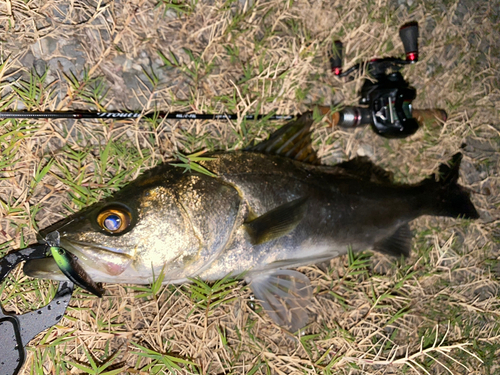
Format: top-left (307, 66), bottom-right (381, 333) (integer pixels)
top-left (373, 224), bottom-right (412, 258)
top-left (244, 197), bottom-right (308, 245)
top-left (245, 113), bottom-right (319, 164)
top-left (424, 153), bottom-right (479, 219)
top-left (246, 270), bottom-right (312, 332)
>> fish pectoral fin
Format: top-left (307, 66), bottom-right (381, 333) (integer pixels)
top-left (373, 224), bottom-right (412, 258)
top-left (244, 197), bottom-right (308, 245)
top-left (246, 270), bottom-right (312, 332)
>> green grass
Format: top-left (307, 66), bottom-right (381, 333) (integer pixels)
top-left (11, 68), bottom-right (55, 110)
top-left (185, 274), bottom-right (240, 317)
top-left (170, 150), bottom-right (217, 177)
top-left (65, 345), bottom-right (125, 375)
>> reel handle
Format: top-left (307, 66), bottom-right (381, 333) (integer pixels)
top-left (412, 109), bottom-right (447, 124)
top-left (329, 41), bottom-right (343, 76)
top-left (399, 22), bottom-right (419, 62)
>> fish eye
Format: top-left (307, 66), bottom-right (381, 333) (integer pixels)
top-left (97, 206), bottom-right (132, 234)
top-left (104, 215), bottom-right (121, 230)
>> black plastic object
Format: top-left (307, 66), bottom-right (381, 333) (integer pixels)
top-left (359, 71), bottom-right (418, 138)
top-left (0, 245), bottom-right (74, 375)
top-left (399, 22), bottom-right (419, 62)
top-left (330, 21), bottom-right (421, 138)
top-left (329, 41), bottom-right (343, 75)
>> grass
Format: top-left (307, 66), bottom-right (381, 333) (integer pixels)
top-left (0, 0), bottom-right (499, 374)
top-left (170, 150), bottom-right (218, 177)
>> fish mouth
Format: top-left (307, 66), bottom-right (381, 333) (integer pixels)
top-left (24, 238), bottom-right (133, 282)
top-left (23, 256), bottom-right (67, 281)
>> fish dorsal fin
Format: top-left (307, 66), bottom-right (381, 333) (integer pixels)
top-left (246, 113), bottom-right (318, 164)
top-left (244, 197), bottom-right (308, 245)
top-left (373, 224), bottom-right (412, 257)
top-left (436, 152), bottom-right (462, 184)
top-left (337, 156), bottom-right (393, 184)
top-left (246, 270), bottom-right (312, 332)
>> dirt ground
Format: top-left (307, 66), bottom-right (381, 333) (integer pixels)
top-left (0, 0), bottom-right (498, 374)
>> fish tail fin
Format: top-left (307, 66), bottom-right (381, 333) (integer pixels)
top-left (424, 153), bottom-right (479, 219)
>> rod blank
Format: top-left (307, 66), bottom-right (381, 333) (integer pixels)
top-left (0, 111), bottom-right (295, 121)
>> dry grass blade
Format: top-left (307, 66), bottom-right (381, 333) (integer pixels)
top-left (0, 0), bottom-right (498, 374)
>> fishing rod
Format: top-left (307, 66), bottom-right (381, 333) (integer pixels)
top-left (0, 105), bottom-right (446, 138)
top-left (0, 22), bottom-right (446, 139)
top-left (0, 110), bottom-right (294, 121)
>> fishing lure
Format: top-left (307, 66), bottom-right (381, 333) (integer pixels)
top-left (49, 245), bottom-right (105, 298)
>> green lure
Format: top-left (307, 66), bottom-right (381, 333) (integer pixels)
top-left (50, 246), bottom-right (104, 298)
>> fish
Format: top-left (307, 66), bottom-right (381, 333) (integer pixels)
top-left (23, 113), bottom-right (479, 332)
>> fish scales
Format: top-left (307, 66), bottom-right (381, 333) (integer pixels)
top-left (195, 152), bottom-right (427, 280)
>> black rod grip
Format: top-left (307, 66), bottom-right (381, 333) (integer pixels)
top-left (399, 22), bottom-right (419, 62)
top-left (329, 40), bottom-right (343, 75)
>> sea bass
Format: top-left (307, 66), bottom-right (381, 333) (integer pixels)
top-left (24, 114), bottom-right (479, 331)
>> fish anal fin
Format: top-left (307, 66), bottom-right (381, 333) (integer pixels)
top-left (373, 224), bottom-right (412, 258)
top-left (244, 197), bottom-right (308, 245)
top-left (246, 113), bottom-right (319, 164)
top-left (246, 270), bottom-right (312, 332)
top-left (337, 156), bottom-right (393, 184)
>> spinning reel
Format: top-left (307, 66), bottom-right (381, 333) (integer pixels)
top-left (327, 22), bottom-right (443, 138)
